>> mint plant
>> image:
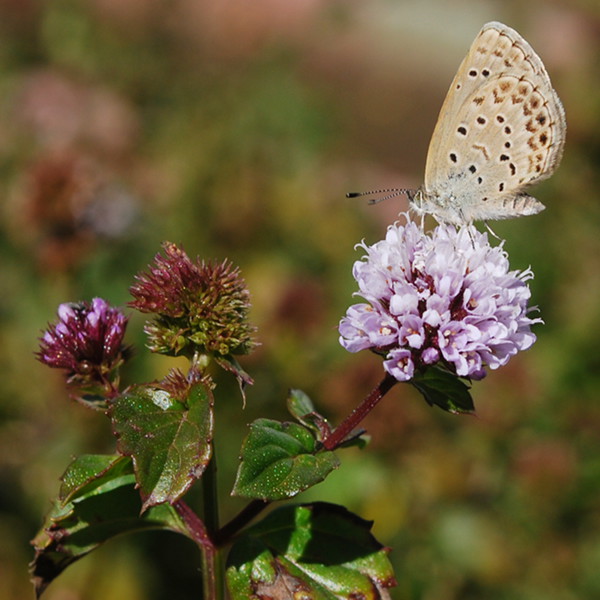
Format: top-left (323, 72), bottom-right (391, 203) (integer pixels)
top-left (30, 217), bottom-right (541, 599)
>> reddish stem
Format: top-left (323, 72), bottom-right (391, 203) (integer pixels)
top-left (322, 372), bottom-right (397, 450)
top-left (214, 499), bottom-right (268, 547)
top-left (174, 500), bottom-right (218, 600)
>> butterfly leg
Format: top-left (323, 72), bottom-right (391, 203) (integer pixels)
top-left (483, 221), bottom-right (502, 240)
top-left (464, 225), bottom-right (476, 246)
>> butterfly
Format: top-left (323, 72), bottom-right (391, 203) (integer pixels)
top-left (349, 21), bottom-right (566, 225)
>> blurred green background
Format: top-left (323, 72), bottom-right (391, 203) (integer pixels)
top-left (1, 0), bottom-right (599, 598)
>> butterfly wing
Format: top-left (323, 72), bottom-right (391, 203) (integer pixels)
top-left (422, 21), bottom-right (566, 223)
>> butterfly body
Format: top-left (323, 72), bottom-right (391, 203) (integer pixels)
top-left (409, 21), bottom-right (566, 225)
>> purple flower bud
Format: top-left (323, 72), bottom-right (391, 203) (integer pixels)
top-left (58, 304), bottom-right (76, 321)
top-left (339, 304), bottom-right (399, 353)
top-left (37, 298), bottom-right (129, 382)
top-left (399, 315), bottom-right (425, 349)
top-left (339, 216), bottom-right (542, 382)
top-left (384, 348), bottom-right (414, 382)
top-left (421, 347), bottom-right (440, 365)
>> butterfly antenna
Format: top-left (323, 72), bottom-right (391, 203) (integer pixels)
top-left (346, 188), bottom-right (414, 205)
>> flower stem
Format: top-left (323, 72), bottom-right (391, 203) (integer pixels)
top-left (174, 447), bottom-right (224, 599)
top-left (203, 446), bottom-right (224, 599)
top-left (174, 500), bottom-right (220, 600)
top-left (322, 372), bottom-right (397, 450)
top-left (214, 499), bottom-right (269, 547)
top-left (203, 448), bottom-right (220, 537)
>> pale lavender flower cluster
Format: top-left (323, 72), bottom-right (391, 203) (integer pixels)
top-left (339, 218), bottom-right (541, 382)
top-left (37, 298), bottom-right (128, 378)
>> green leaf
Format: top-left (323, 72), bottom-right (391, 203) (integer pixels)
top-left (110, 380), bottom-right (214, 511)
top-left (336, 430), bottom-right (371, 450)
top-left (59, 454), bottom-right (134, 504)
top-left (226, 502), bottom-right (396, 599)
top-left (232, 419), bottom-right (339, 501)
top-left (30, 457), bottom-right (186, 598)
top-left (410, 366), bottom-right (475, 414)
top-left (286, 389), bottom-right (331, 441)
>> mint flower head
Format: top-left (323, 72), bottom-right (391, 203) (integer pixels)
top-left (37, 298), bottom-right (129, 393)
top-left (129, 242), bottom-right (256, 360)
top-left (339, 217), bottom-right (541, 383)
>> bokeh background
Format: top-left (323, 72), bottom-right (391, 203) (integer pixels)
top-left (1, 0), bottom-right (599, 598)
